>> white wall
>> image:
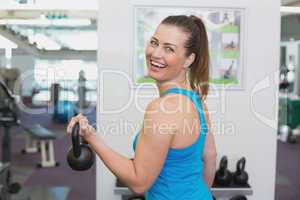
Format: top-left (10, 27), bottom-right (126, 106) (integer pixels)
top-left (0, 50), bottom-right (35, 96)
top-left (97, 0), bottom-right (280, 200)
top-left (12, 52), bottom-right (36, 96)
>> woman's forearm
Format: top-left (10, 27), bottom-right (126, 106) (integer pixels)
top-left (85, 134), bottom-right (142, 192)
top-left (203, 157), bottom-right (216, 188)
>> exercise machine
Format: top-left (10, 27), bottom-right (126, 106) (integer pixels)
top-left (0, 80), bottom-right (21, 200)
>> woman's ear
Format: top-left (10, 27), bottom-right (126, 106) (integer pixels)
top-left (184, 53), bottom-right (195, 69)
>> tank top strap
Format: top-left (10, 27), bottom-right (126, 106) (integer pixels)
top-left (164, 88), bottom-right (208, 145)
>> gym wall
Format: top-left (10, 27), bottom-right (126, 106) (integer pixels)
top-left (97, 0), bottom-right (280, 200)
top-left (0, 49), bottom-right (35, 96)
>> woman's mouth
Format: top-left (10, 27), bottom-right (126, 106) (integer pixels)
top-left (150, 60), bottom-right (167, 69)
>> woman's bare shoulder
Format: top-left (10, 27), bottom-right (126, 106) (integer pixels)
top-left (145, 93), bottom-right (187, 114)
top-left (143, 94), bottom-right (192, 137)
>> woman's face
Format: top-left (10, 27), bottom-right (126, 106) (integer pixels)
top-left (145, 24), bottom-right (192, 84)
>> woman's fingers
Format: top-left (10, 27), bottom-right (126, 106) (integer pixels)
top-left (67, 114), bottom-right (88, 135)
top-left (67, 116), bottom-right (78, 134)
top-left (66, 114), bottom-right (96, 140)
top-left (79, 117), bottom-right (89, 136)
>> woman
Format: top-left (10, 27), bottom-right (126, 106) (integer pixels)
top-left (67, 15), bottom-right (217, 200)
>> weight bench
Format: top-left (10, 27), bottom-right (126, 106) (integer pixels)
top-left (22, 124), bottom-right (59, 168)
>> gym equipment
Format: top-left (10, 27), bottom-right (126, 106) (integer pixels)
top-left (0, 80), bottom-right (19, 163)
top-left (50, 83), bottom-right (60, 109)
top-left (116, 176), bottom-right (253, 199)
top-left (116, 178), bottom-right (144, 200)
top-left (0, 163), bottom-right (10, 200)
top-left (278, 61), bottom-right (300, 144)
top-left (233, 157), bottom-right (249, 186)
top-left (54, 100), bottom-right (76, 123)
top-left (21, 124), bottom-right (59, 168)
top-left (229, 195), bottom-right (247, 200)
top-left (51, 83), bottom-right (76, 123)
top-left (0, 68), bottom-right (20, 95)
top-left (0, 80), bottom-right (21, 198)
top-left (1, 76), bottom-right (59, 169)
top-left (279, 125), bottom-right (290, 142)
top-left (127, 196), bottom-right (145, 200)
top-left (214, 156), bottom-right (232, 186)
top-left (77, 70), bottom-right (87, 113)
top-left (67, 123), bottom-right (95, 171)
top-left (288, 132), bottom-right (297, 144)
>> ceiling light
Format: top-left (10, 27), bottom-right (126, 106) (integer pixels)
top-left (0, 19), bottom-right (92, 27)
top-left (281, 6), bottom-right (300, 14)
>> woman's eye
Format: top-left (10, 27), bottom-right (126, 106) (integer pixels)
top-left (150, 40), bottom-right (158, 46)
top-left (165, 47), bottom-right (174, 53)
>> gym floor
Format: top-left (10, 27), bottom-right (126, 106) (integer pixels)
top-left (0, 106), bottom-right (96, 200)
top-left (275, 137), bottom-right (300, 200)
top-left (1, 106), bottom-right (299, 200)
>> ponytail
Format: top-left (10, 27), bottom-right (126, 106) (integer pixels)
top-left (188, 15), bottom-right (210, 100)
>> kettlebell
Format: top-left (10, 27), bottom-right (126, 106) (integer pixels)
top-left (233, 157), bottom-right (248, 186)
top-left (67, 123), bottom-right (95, 171)
top-left (230, 195), bottom-right (247, 200)
top-left (214, 156), bottom-right (232, 186)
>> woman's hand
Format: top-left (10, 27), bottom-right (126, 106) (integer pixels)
top-left (66, 113), bottom-right (96, 141)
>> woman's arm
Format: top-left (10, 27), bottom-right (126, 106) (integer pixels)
top-left (202, 101), bottom-right (217, 188)
top-left (68, 98), bottom-right (177, 194)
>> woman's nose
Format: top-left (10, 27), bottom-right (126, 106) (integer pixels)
top-left (151, 46), bottom-right (163, 58)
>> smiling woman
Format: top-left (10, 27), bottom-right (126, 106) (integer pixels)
top-left (67, 15), bottom-right (216, 200)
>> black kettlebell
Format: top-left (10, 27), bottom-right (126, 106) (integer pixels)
top-left (215, 156), bottom-right (232, 186)
top-left (233, 157), bottom-right (248, 186)
top-left (67, 123), bottom-right (95, 171)
top-left (230, 195), bottom-right (247, 200)
top-left (127, 195), bottom-right (145, 200)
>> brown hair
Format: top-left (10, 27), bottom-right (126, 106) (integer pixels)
top-left (161, 15), bottom-right (210, 100)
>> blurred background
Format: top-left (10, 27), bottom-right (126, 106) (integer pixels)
top-left (0, 0), bottom-right (97, 199)
top-left (277, 2), bottom-right (300, 200)
top-left (0, 0), bottom-right (300, 200)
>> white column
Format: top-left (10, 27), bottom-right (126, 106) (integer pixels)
top-left (5, 47), bottom-right (12, 69)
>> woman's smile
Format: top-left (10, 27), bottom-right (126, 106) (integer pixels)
top-left (150, 60), bottom-right (167, 69)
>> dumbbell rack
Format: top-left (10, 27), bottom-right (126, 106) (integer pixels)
top-left (114, 179), bottom-right (253, 199)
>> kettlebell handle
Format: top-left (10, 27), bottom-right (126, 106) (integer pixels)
top-left (72, 123), bottom-right (81, 157)
top-left (220, 156), bottom-right (228, 170)
top-left (237, 157), bottom-right (246, 173)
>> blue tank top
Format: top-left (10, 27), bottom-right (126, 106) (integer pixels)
top-left (133, 88), bottom-right (213, 200)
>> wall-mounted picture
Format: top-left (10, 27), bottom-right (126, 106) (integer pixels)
top-left (219, 59), bottom-right (238, 82)
top-left (222, 33), bottom-right (239, 52)
top-left (132, 6), bottom-right (245, 89)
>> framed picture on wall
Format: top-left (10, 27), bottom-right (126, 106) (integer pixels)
top-left (131, 4), bottom-right (246, 90)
